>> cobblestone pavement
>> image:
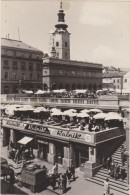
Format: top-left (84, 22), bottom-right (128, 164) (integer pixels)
top-left (0, 137), bottom-right (124, 195)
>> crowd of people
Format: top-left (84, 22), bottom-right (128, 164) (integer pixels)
top-left (102, 145), bottom-right (127, 181)
top-left (49, 163), bottom-right (76, 193)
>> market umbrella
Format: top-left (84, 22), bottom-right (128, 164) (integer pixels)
top-left (35, 90), bottom-right (46, 95)
top-left (50, 108), bottom-right (61, 113)
top-left (105, 114), bottom-right (123, 121)
top-left (33, 107), bottom-right (48, 113)
top-left (93, 113), bottom-right (107, 120)
top-left (77, 112), bottom-right (89, 118)
top-left (65, 109), bottom-right (77, 113)
top-left (51, 111), bottom-right (63, 116)
top-left (88, 109), bottom-right (103, 114)
top-left (80, 109), bottom-right (89, 113)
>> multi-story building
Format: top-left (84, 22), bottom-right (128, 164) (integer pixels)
top-left (1, 38), bottom-right (44, 94)
top-left (123, 71), bottom-right (130, 92)
top-left (43, 2), bottom-right (102, 91)
top-left (102, 67), bottom-right (126, 90)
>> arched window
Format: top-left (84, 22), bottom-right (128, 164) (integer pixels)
top-left (12, 72), bottom-right (17, 80)
top-left (56, 42), bottom-right (59, 47)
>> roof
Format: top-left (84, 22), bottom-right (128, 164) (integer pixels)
top-left (1, 38), bottom-right (43, 53)
top-left (43, 57), bottom-right (102, 69)
top-left (102, 71), bottom-right (126, 78)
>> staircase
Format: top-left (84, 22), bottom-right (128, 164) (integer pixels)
top-left (85, 142), bottom-right (129, 195)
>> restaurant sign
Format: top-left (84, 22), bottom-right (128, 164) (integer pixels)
top-left (49, 128), bottom-right (94, 144)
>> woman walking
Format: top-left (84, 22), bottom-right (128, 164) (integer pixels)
top-left (104, 178), bottom-right (110, 195)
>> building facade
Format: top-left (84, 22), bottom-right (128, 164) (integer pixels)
top-left (102, 69), bottom-right (126, 90)
top-left (43, 3), bottom-right (102, 91)
top-left (1, 38), bottom-right (43, 94)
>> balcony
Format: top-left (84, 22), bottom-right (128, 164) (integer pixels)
top-left (2, 118), bottom-right (126, 146)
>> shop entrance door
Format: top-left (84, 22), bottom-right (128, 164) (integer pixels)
top-left (38, 143), bottom-right (48, 161)
top-left (74, 147), bottom-right (89, 168)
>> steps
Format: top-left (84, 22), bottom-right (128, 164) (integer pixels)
top-left (85, 142), bottom-right (129, 195)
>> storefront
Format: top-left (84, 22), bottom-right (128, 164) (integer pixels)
top-left (72, 143), bottom-right (89, 168)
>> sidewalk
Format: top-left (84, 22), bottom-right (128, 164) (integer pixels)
top-left (0, 139), bottom-right (124, 195)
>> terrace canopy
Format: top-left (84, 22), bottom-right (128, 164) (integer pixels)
top-left (18, 136), bottom-right (33, 145)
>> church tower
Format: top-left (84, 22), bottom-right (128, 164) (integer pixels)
top-left (50, 2), bottom-right (70, 60)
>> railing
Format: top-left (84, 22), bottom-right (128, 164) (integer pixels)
top-left (2, 118), bottom-right (126, 145)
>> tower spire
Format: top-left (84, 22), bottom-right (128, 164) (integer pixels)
top-left (60, 1), bottom-right (62, 9)
top-left (55, 1), bottom-right (68, 30)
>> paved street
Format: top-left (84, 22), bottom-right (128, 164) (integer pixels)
top-left (0, 137), bottom-right (124, 195)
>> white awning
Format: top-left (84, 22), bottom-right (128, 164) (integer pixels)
top-left (18, 136), bottom-right (33, 145)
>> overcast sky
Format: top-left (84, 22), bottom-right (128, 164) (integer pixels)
top-left (1, 0), bottom-right (130, 69)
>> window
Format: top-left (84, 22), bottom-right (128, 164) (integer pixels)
top-left (65, 53), bottom-right (67, 59)
top-left (59, 70), bottom-right (63, 75)
top-left (29, 63), bottom-right (33, 70)
top-left (29, 53), bottom-right (32, 58)
top-left (21, 53), bottom-right (24, 58)
top-left (113, 79), bottom-right (115, 83)
top-left (56, 53), bottom-right (59, 58)
top-left (4, 50), bottom-right (7, 56)
top-left (3, 60), bottom-right (9, 69)
top-left (30, 73), bottom-right (32, 80)
top-left (4, 72), bottom-right (8, 79)
top-left (36, 55), bottom-right (39, 59)
top-left (12, 61), bottom-right (18, 69)
top-left (36, 64), bottom-right (41, 71)
top-left (22, 73), bottom-right (25, 80)
top-left (117, 79), bottom-right (119, 83)
top-left (12, 72), bottom-right (17, 80)
top-left (65, 42), bottom-right (67, 47)
top-left (125, 79), bottom-right (127, 83)
top-left (72, 71), bottom-right (75, 76)
top-left (14, 51), bottom-right (16, 57)
top-left (37, 73), bottom-right (40, 79)
top-left (21, 62), bottom-right (26, 70)
top-left (56, 42), bottom-right (59, 47)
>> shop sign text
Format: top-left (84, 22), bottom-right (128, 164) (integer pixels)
top-left (26, 124), bottom-right (50, 134)
top-left (57, 130), bottom-right (81, 139)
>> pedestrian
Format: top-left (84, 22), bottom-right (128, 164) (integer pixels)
top-left (114, 162), bottom-right (120, 180)
top-left (121, 146), bottom-right (126, 165)
top-left (70, 164), bottom-right (75, 180)
top-left (66, 167), bottom-right (71, 184)
top-left (57, 175), bottom-right (62, 191)
top-left (120, 164), bottom-right (126, 181)
top-left (107, 156), bottom-right (112, 171)
top-left (102, 156), bottom-right (107, 169)
top-left (110, 160), bottom-right (115, 178)
top-left (50, 174), bottom-right (56, 190)
top-left (61, 174), bottom-right (67, 194)
top-left (7, 167), bottom-right (15, 193)
top-left (104, 178), bottom-right (110, 195)
top-left (52, 163), bottom-right (58, 177)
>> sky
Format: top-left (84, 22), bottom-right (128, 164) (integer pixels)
top-left (1, 0), bottom-right (130, 69)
